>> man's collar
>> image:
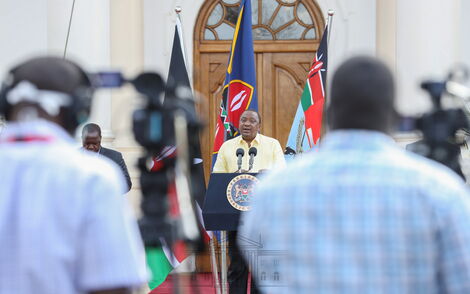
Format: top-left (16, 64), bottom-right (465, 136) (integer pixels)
top-left (237, 133), bottom-right (261, 145)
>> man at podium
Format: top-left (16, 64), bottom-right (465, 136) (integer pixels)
top-left (212, 109), bottom-right (285, 294)
top-left (213, 110), bottom-right (285, 173)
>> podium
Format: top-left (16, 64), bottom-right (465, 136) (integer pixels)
top-left (202, 172), bottom-right (259, 294)
top-left (203, 172), bottom-right (259, 230)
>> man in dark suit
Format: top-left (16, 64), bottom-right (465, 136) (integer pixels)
top-left (82, 123), bottom-right (132, 192)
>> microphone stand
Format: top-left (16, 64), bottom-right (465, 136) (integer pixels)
top-left (248, 154), bottom-right (255, 171)
top-left (236, 154), bottom-right (243, 173)
top-left (248, 147), bottom-right (257, 172)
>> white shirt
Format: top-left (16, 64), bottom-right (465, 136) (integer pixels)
top-left (0, 120), bottom-right (147, 293)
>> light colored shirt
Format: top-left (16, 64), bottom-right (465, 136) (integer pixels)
top-left (240, 130), bottom-right (470, 294)
top-left (212, 133), bottom-right (286, 173)
top-left (0, 120), bottom-right (147, 294)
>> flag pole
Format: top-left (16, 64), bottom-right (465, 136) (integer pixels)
top-left (327, 9), bottom-right (334, 45)
top-left (321, 9), bottom-right (334, 135)
top-left (300, 10), bottom-right (334, 148)
top-left (175, 7), bottom-right (193, 89)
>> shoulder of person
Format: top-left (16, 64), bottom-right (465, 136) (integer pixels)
top-left (225, 136), bottom-right (240, 143)
top-left (65, 146), bottom-right (125, 188)
top-left (100, 146), bottom-right (123, 157)
top-left (258, 134), bottom-right (281, 145)
top-left (220, 136), bottom-right (240, 149)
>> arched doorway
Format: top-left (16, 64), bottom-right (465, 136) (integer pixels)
top-left (194, 0), bottom-right (325, 180)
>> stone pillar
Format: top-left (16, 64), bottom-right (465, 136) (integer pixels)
top-left (47, 0), bottom-right (113, 142)
top-left (0, 0), bottom-right (48, 75)
top-left (395, 0), bottom-right (461, 116)
top-left (315, 0), bottom-right (377, 80)
top-left (108, 0), bottom-right (145, 210)
top-left (376, 0), bottom-right (397, 73)
top-left (143, 0), bottom-right (205, 78)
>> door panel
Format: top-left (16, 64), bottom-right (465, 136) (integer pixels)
top-left (261, 52), bottom-right (315, 147)
top-left (198, 53), bottom-right (230, 181)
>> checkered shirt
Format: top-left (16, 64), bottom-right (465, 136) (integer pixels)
top-left (239, 130), bottom-right (470, 294)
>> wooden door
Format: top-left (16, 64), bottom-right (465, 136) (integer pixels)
top-left (194, 0), bottom-right (324, 181)
top-left (193, 0), bottom-right (324, 271)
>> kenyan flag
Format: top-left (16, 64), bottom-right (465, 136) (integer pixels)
top-left (301, 25), bottom-right (328, 147)
top-left (146, 241), bottom-right (186, 289)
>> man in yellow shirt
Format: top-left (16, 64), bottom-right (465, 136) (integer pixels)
top-left (213, 110), bottom-right (286, 173)
top-left (212, 109), bottom-right (286, 294)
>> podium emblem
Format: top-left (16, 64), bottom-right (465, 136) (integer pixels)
top-left (226, 174), bottom-right (259, 211)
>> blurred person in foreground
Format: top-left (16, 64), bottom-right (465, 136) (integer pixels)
top-left (82, 123), bottom-right (132, 193)
top-left (239, 56), bottom-right (470, 293)
top-left (0, 56), bottom-right (147, 294)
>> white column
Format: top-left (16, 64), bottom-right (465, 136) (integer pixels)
top-left (108, 0), bottom-right (145, 209)
top-left (315, 0), bottom-right (377, 82)
top-left (376, 0), bottom-right (397, 73)
top-left (47, 0), bottom-right (113, 142)
top-left (143, 0), bottom-right (205, 81)
top-left (458, 1), bottom-right (470, 68)
top-left (110, 0), bottom-right (144, 147)
top-left (396, 0), bottom-right (460, 116)
top-left (0, 0), bottom-right (48, 76)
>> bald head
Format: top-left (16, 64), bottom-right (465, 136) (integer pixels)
top-left (327, 56), bottom-right (396, 133)
top-left (82, 123), bottom-right (102, 153)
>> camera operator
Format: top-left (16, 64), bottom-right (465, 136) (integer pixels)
top-left (240, 56), bottom-right (470, 293)
top-left (0, 56), bottom-right (147, 294)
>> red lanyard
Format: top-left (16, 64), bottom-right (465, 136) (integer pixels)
top-left (0, 135), bottom-right (54, 143)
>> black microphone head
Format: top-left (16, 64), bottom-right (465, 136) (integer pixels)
top-left (236, 148), bottom-right (245, 157)
top-left (284, 146), bottom-right (296, 155)
top-left (248, 147), bottom-right (257, 156)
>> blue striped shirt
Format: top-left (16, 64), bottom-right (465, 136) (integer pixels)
top-left (240, 130), bottom-right (470, 294)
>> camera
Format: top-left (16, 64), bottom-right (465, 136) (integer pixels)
top-left (404, 67), bottom-right (470, 179)
top-left (94, 71), bottom-right (205, 248)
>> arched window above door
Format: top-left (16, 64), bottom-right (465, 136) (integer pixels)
top-left (203, 0), bottom-right (322, 41)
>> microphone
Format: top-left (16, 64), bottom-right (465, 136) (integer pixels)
top-left (248, 147), bottom-right (257, 171)
top-left (284, 146), bottom-right (296, 155)
top-left (236, 148), bottom-right (244, 172)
